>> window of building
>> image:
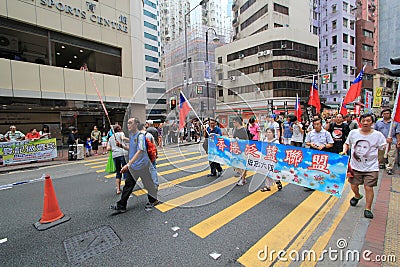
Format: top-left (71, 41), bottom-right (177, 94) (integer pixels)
top-left (332, 35), bottom-right (337, 45)
top-left (332, 66), bottom-right (337, 75)
top-left (350, 67), bottom-right (355, 75)
top-left (144, 32), bottom-right (158, 41)
top-left (218, 72), bottom-right (223, 80)
top-left (147, 87), bottom-right (166, 94)
top-left (313, 11), bottom-right (318, 20)
top-left (144, 10), bottom-right (157, 19)
top-left (363, 29), bottom-right (374, 38)
top-left (332, 4), bottom-right (337, 13)
top-left (350, 20), bottom-right (355, 30)
top-left (218, 56), bottom-right (222, 63)
top-left (218, 89), bottom-right (223, 97)
top-left (350, 36), bottom-right (355, 45)
top-left (144, 21), bottom-right (157, 31)
top-left (362, 58), bottom-right (374, 66)
top-left (350, 5), bottom-right (355, 15)
top-left (0, 19), bottom-right (122, 76)
top-left (343, 65), bottom-right (348, 74)
top-left (146, 66), bottom-right (159, 73)
top-left (313, 26), bottom-right (318, 35)
top-left (332, 51), bottom-right (337, 60)
top-left (145, 44), bottom-right (158, 52)
top-left (144, 0), bottom-right (157, 9)
top-left (145, 55), bottom-right (158, 63)
top-left (343, 49), bottom-right (348, 58)
top-left (333, 82), bottom-right (337, 89)
top-left (241, 4), bottom-right (268, 30)
top-left (148, 98), bottom-right (166, 104)
top-left (350, 51), bottom-right (355, 60)
top-left (325, 39), bottom-right (328, 47)
top-left (343, 2), bottom-right (348, 12)
top-left (343, 18), bottom-right (348, 27)
top-left (343, 33), bottom-right (348, 43)
top-left (343, 80), bottom-right (348, 89)
top-left (274, 23), bottom-right (283, 28)
top-left (332, 20), bottom-right (337, 30)
top-left (325, 23), bottom-right (328, 31)
top-left (274, 3), bottom-right (289, 15)
top-left (362, 44), bottom-right (374, 52)
top-left (240, 0), bottom-right (256, 14)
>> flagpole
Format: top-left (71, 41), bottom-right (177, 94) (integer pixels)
top-left (384, 81), bottom-right (400, 158)
top-left (180, 90), bottom-right (211, 136)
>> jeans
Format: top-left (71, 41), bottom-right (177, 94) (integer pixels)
top-left (150, 161), bottom-right (158, 187)
top-left (117, 164), bottom-right (157, 208)
top-left (113, 155), bottom-right (127, 179)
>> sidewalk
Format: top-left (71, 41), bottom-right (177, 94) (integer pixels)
top-left (360, 167), bottom-right (399, 266)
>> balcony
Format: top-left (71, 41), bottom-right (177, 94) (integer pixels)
top-left (232, 18), bottom-right (239, 27)
top-left (232, 0), bottom-right (239, 11)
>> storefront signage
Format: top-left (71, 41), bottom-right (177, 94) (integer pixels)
top-left (40, 0), bottom-right (128, 33)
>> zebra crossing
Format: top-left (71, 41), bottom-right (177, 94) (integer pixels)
top-left (80, 147), bottom-right (354, 266)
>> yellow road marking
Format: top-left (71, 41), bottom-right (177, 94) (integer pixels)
top-left (156, 155), bottom-right (206, 167)
top-left (279, 184), bottom-right (349, 267)
top-left (237, 191), bottom-right (330, 266)
top-left (90, 164), bottom-right (106, 169)
top-left (133, 166), bottom-right (229, 196)
top-left (104, 161), bottom-right (208, 178)
top-left (83, 156), bottom-right (108, 163)
top-left (157, 151), bottom-right (200, 161)
top-left (156, 172), bottom-right (254, 213)
top-left (299, 192), bottom-right (353, 267)
top-left (190, 182), bottom-right (289, 238)
top-left (85, 161), bottom-right (107, 166)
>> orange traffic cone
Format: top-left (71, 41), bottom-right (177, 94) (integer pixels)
top-left (34, 174), bottom-right (70, 231)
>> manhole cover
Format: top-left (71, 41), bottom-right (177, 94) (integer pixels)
top-left (63, 225), bottom-right (121, 264)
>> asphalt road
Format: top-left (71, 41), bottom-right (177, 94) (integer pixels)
top-left (0, 144), bottom-right (371, 266)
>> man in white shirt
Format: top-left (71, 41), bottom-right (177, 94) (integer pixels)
top-left (341, 114), bottom-right (386, 219)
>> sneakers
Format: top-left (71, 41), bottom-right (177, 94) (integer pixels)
top-left (364, 209), bottom-right (374, 219)
top-left (217, 171), bottom-right (222, 177)
top-left (207, 173), bottom-right (217, 177)
top-left (236, 179), bottom-right (246, 186)
top-left (387, 169), bottom-right (393, 175)
top-left (350, 194), bottom-right (363, 206)
top-left (110, 204), bottom-right (126, 213)
top-left (379, 164), bottom-right (385, 169)
top-left (276, 181), bottom-right (283, 190)
top-left (145, 200), bottom-right (160, 211)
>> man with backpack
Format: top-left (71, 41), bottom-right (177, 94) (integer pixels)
top-left (110, 117), bottom-right (159, 212)
top-left (140, 123), bottom-right (159, 189)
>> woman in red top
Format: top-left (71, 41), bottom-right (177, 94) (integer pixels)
top-left (25, 128), bottom-right (41, 141)
top-left (247, 117), bottom-right (260, 141)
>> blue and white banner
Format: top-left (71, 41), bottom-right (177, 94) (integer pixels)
top-left (208, 135), bottom-right (349, 198)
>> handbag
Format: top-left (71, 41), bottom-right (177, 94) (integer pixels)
top-left (105, 151), bottom-right (116, 173)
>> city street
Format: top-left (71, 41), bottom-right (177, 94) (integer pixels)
top-left (0, 143), bottom-right (397, 266)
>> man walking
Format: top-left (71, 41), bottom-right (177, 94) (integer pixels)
top-left (341, 114), bottom-right (386, 219)
top-left (204, 118), bottom-right (223, 177)
top-left (110, 118), bottom-right (159, 212)
top-left (325, 114), bottom-right (350, 154)
top-left (375, 109), bottom-right (400, 175)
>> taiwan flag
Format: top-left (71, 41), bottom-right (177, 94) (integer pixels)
top-left (179, 91), bottom-right (191, 130)
top-left (343, 66), bottom-right (365, 105)
top-left (308, 80), bottom-right (321, 113)
top-left (394, 84), bottom-right (400, 123)
top-left (295, 94), bottom-right (302, 120)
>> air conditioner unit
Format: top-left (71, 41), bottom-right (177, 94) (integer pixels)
top-left (0, 34), bottom-right (19, 52)
top-left (259, 67), bottom-right (264, 72)
top-left (257, 52), bottom-right (264, 57)
top-left (217, 81), bottom-right (223, 86)
top-left (230, 76), bottom-right (236, 81)
top-left (264, 50), bottom-right (272, 56)
top-left (238, 53), bottom-right (245, 59)
top-left (281, 44), bottom-right (287, 49)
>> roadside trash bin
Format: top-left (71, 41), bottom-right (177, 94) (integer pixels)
top-left (76, 144), bottom-right (84, 160)
top-left (68, 144), bottom-right (77, 161)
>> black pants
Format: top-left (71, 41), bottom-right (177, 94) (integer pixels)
top-left (209, 161), bottom-right (222, 175)
top-left (117, 164), bottom-right (157, 208)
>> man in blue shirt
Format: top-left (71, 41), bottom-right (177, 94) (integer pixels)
top-left (204, 118), bottom-right (223, 177)
top-left (375, 109), bottom-right (400, 175)
top-left (110, 117), bottom-right (159, 212)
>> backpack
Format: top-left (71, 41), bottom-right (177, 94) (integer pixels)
top-left (138, 132), bottom-right (158, 163)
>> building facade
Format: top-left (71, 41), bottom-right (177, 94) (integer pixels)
top-left (143, 0), bottom-right (167, 121)
top-left (0, 0), bottom-right (146, 141)
top-left (316, 0), bottom-right (357, 106)
top-left (215, 0), bottom-right (318, 126)
top-left (378, 0), bottom-right (399, 68)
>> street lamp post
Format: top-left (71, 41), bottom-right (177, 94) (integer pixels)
top-left (205, 27), bottom-right (219, 116)
top-left (184, 0), bottom-right (208, 98)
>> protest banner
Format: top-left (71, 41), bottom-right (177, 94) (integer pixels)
top-left (208, 135), bottom-right (349, 197)
top-left (0, 138), bottom-right (57, 165)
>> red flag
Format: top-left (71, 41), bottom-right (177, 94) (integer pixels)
top-left (343, 66), bottom-right (365, 105)
top-left (308, 80), bottom-right (321, 113)
top-left (179, 92), bottom-right (191, 130)
top-left (295, 94), bottom-right (302, 119)
top-left (394, 89), bottom-right (400, 123)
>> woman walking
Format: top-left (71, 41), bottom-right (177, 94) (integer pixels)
top-left (107, 125), bottom-right (128, 194)
top-left (260, 128), bottom-right (283, 192)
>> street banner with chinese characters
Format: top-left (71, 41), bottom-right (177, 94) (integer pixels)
top-left (208, 135), bottom-right (349, 197)
top-left (0, 138), bottom-right (57, 165)
top-left (373, 87), bottom-right (383, 108)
